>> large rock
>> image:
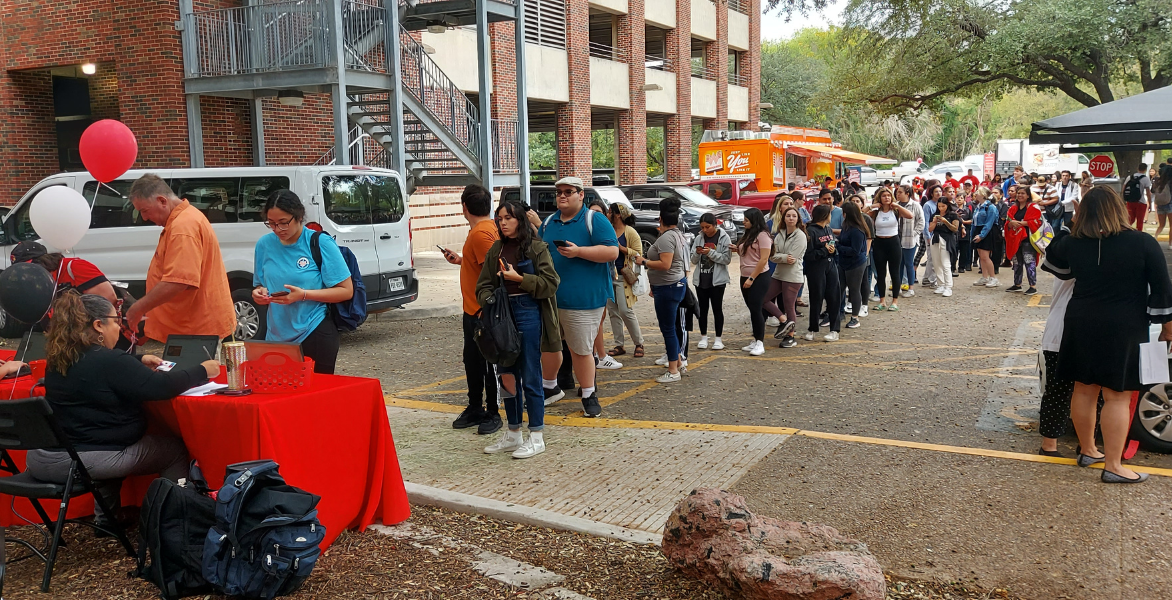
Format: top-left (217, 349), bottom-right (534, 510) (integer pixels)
top-left (661, 488), bottom-right (885, 600)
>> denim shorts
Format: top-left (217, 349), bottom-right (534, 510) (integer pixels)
top-left (1157, 202), bottom-right (1172, 215)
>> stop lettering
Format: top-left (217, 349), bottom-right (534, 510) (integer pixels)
top-left (1088, 155), bottom-right (1115, 178)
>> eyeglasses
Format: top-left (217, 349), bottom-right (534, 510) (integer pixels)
top-left (555, 189), bottom-right (579, 197)
top-left (100, 314), bottom-right (121, 322)
top-left (264, 217), bottom-right (296, 230)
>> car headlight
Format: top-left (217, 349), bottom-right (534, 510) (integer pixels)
top-left (722, 220), bottom-right (735, 230)
top-left (732, 209), bottom-right (746, 221)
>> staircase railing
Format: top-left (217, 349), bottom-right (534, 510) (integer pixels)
top-left (398, 25), bottom-right (480, 163)
top-left (188, 0), bottom-right (329, 76)
top-left (313, 125), bottom-right (372, 166)
top-left (492, 119), bottom-right (519, 174)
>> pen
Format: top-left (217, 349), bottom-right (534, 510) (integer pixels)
top-left (204, 346), bottom-right (214, 361)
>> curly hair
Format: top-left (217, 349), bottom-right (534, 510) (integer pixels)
top-left (46, 292), bottom-right (114, 375)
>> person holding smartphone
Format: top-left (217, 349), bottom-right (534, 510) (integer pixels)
top-left (803, 204), bottom-right (842, 341)
top-left (251, 190), bottom-right (354, 374)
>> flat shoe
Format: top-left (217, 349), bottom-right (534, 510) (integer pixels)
top-left (1101, 470), bottom-right (1148, 484)
top-left (1038, 448), bottom-right (1062, 458)
top-left (1077, 453), bottom-right (1106, 468)
top-left (607, 345), bottom-right (626, 356)
top-left (633, 345), bottom-right (645, 358)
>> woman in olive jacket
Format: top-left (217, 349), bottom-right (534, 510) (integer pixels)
top-left (476, 201), bottom-right (561, 459)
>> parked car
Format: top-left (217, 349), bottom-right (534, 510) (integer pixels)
top-left (858, 167), bottom-right (879, 186)
top-left (0, 166), bottom-right (417, 340)
top-left (1134, 324), bottom-right (1172, 454)
top-left (900, 161), bottom-right (965, 186)
top-left (499, 185), bottom-right (668, 251)
top-left (689, 178), bottom-right (777, 214)
top-left (887, 161), bottom-right (927, 180)
top-left (619, 184), bottom-right (739, 250)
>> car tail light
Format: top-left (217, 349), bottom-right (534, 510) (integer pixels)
top-left (408, 216), bottom-right (414, 268)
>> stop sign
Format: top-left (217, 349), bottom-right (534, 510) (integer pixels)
top-left (1088, 155), bottom-right (1115, 178)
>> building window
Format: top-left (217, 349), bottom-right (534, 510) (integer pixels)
top-left (524, 0), bottom-right (567, 49)
top-left (690, 38), bottom-right (712, 80)
top-left (728, 51), bottom-right (747, 86)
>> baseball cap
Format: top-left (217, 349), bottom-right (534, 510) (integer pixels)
top-left (10, 241), bottom-right (47, 264)
top-left (554, 176), bottom-right (585, 190)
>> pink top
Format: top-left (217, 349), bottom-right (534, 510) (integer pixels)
top-left (739, 231), bottom-right (773, 278)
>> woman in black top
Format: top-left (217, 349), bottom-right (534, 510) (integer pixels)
top-left (929, 195), bottom-right (960, 296)
top-left (803, 204), bottom-right (842, 341)
top-left (1042, 187), bottom-right (1172, 483)
top-left (26, 293), bottom-right (220, 523)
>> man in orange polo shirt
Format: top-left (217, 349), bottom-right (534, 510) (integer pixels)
top-left (125, 174), bottom-right (236, 342)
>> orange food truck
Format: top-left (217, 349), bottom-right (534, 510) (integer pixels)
top-left (697, 126), bottom-right (892, 196)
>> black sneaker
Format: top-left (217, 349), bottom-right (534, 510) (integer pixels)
top-left (557, 378), bottom-right (575, 390)
top-left (477, 413), bottom-right (502, 435)
top-left (543, 386), bottom-right (565, 404)
top-left (780, 336), bottom-right (797, 348)
top-left (452, 407), bottom-right (484, 429)
top-left (819, 318), bottom-right (830, 328)
top-left (1024, 287), bottom-right (1037, 295)
top-left (1005, 285), bottom-right (1022, 292)
top-left (846, 317), bottom-right (860, 329)
top-left (773, 319), bottom-right (796, 339)
top-left (582, 392), bottom-right (602, 418)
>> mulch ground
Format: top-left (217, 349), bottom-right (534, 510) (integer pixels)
top-left (0, 505), bottom-right (1024, 599)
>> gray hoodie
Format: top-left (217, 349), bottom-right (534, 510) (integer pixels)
top-left (770, 228), bottom-right (807, 284)
top-left (690, 228), bottom-right (733, 288)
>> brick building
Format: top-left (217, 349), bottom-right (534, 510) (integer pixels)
top-left (0, 0), bottom-right (760, 245)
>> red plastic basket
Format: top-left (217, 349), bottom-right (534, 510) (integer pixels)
top-left (242, 353), bottom-right (314, 393)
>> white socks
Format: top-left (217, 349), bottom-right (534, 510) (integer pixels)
top-left (581, 386), bottom-right (596, 398)
top-left (542, 379), bottom-right (558, 389)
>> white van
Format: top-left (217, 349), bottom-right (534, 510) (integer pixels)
top-left (0, 166), bottom-right (417, 339)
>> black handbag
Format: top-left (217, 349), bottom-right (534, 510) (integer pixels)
top-left (473, 275), bottom-right (522, 367)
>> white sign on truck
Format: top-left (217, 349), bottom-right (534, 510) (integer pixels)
top-left (995, 139), bottom-right (1088, 176)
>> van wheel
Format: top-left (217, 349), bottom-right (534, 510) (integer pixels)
top-left (0, 310), bottom-right (28, 339)
top-left (231, 288), bottom-right (267, 341)
top-left (1132, 384), bottom-right (1172, 454)
top-left (640, 233), bottom-right (657, 255)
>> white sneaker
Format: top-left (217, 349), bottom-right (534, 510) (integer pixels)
top-left (934, 286), bottom-right (946, 294)
top-left (679, 357), bottom-right (688, 372)
top-left (511, 431), bottom-right (545, 459)
top-left (655, 354), bottom-right (669, 365)
top-left (749, 340), bottom-right (765, 356)
top-left (712, 337), bottom-right (725, 350)
top-left (870, 293), bottom-right (881, 302)
top-left (985, 278), bottom-right (1001, 288)
top-left (943, 288), bottom-right (953, 297)
top-left (656, 371), bottom-right (682, 383)
top-left (697, 335), bottom-right (709, 349)
top-left (900, 289), bottom-right (915, 298)
top-left (485, 429), bottom-right (523, 454)
top-left (741, 343), bottom-right (755, 352)
top-left (597, 355), bottom-right (623, 370)
top-left (765, 316), bottom-right (781, 327)
top-left (823, 331), bottom-right (839, 341)
top-left (802, 332), bottom-right (815, 341)
top-left (845, 302), bottom-right (852, 312)
top-left (859, 305), bottom-right (869, 317)
top-left (972, 277), bottom-right (988, 286)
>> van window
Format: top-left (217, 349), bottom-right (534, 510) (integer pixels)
top-left (535, 190), bottom-right (557, 213)
top-left (500, 189), bottom-right (520, 203)
top-left (322, 174), bottom-right (406, 225)
top-left (239, 176), bottom-right (291, 222)
top-left (6, 186), bottom-right (68, 243)
top-left (83, 180), bottom-right (146, 229)
top-left (708, 182), bottom-right (732, 200)
top-left (173, 178), bottom-right (240, 224)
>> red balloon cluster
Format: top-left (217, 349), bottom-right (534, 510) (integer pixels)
top-left (79, 120), bottom-right (138, 183)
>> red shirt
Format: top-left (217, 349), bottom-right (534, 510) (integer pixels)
top-left (52, 258), bottom-right (108, 293)
top-left (959, 175), bottom-right (980, 188)
top-left (944, 178), bottom-right (961, 189)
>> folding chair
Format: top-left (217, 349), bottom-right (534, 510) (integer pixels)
top-left (0, 397), bottom-right (135, 595)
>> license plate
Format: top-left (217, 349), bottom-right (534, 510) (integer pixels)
top-left (388, 277), bottom-right (405, 291)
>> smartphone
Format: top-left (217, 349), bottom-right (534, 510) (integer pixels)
top-left (436, 244), bottom-right (448, 254)
top-left (553, 240), bottom-right (570, 248)
top-left (156, 361), bottom-right (177, 372)
top-left (270, 290), bottom-right (291, 298)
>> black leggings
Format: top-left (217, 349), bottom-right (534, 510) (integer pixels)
top-left (806, 259), bottom-right (842, 332)
top-left (302, 316), bottom-right (341, 374)
top-left (871, 236), bottom-right (902, 301)
top-left (843, 264), bottom-right (866, 317)
top-left (696, 284), bottom-right (725, 337)
top-left (740, 276), bottom-right (770, 341)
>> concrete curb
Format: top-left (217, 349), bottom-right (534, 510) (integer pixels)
top-left (405, 481), bottom-right (663, 546)
top-left (378, 304), bottom-right (462, 322)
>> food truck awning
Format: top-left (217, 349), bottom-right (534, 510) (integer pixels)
top-left (785, 143), bottom-right (893, 165)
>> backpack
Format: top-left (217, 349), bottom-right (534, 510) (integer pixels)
top-left (309, 231), bottom-right (368, 332)
top-left (473, 271), bottom-right (522, 367)
top-left (1123, 175), bottom-right (1146, 203)
top-left (202, 460), bottom-right (326, 600)
top-left (136, 462), bottom-right (217, 600)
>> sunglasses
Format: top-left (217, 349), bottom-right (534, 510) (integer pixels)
top-left (555, 189), bottom-right (579, 197)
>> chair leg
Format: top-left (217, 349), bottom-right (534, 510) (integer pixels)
top-left (1, 524), bottom-right (7, 599)
top-left (87, 480), bottom-right (135, 558)
top-left (41, 473), bottom-right (74, 593)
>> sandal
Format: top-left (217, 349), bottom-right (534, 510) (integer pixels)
top-left (796, 299), bottom-right (809, 307)
top-left (607, 345), bottom-right (626, 357)
top-left (633, 345), bottom-right (645, 358)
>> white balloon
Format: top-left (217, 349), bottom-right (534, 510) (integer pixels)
top-left (30, 186), bottom-right (91, 251)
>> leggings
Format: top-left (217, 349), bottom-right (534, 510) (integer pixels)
top-left (805, 259), bottom-right (842, 332)
top-left (740, 275), bottom-right (771, 341)
top-left (778, 281), bottom-right (802, 325)
top-left (843, 264), bottom-right (866, 317)
top-left (695, 284), bottom-right (726, 337)
top-left (872, 236), bottom-right (902, 301)
top-left (1038, 350), bottom-right (1072, 439)
top-left (762, 279), bottom-right (788, 321)
top-left (1012, 243), bottom-right (1037, 286)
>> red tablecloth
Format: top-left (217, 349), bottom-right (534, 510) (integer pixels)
top-left (0, 367), bottom-right (409, 549)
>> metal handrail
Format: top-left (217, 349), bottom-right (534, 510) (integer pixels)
top-left (188, 0), bottom-right (329, 77)
top-left (314, 125), bottom-right (371, 165)
top-left (342, 0), bottom-right (386, 72)
top-left (399, 24), bottom-right (480, 161)
top-left (588, 42), bottom-right (626, 62)
top-left (727, 0), bottom-right (749, 15)
top-left (728, 72), bottom-right (748, 86)
top-left (691, 62), bottom-right (717, 81)
top-left (492, 119), bottom-right (519, 173)
top-left (644, 54), bottom-right (672, 71)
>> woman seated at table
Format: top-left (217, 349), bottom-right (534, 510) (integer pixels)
top-left (25, 293), bottom-right (219, 526)
top-left (251, 190), bottom-right (354, 374)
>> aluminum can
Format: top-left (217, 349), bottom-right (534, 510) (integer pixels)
top-left (223, 341), bottom-right (247, 391)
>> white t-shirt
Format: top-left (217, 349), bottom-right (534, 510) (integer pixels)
top-left (873, 209), bottom-right (899, 237)
top-left (1042, 277), bottom-right (1075, 352)
top-left (1056, 182), bottom-right (1080, 213)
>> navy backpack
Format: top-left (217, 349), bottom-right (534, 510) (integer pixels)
top-left (309, 230), bottom-right (368, 332)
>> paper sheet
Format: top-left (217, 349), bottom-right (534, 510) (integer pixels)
top-left (181, 382), bottom-right (229, 397)
top-left (1139, 341), bottom-right (1170, 385)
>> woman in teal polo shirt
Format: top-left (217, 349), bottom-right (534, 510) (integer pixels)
top-left (252, 190), bottom-right (354, 374)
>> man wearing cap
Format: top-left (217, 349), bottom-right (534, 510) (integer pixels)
top-left (10, 241), bottom-right (119, 305)
top-left (539, 176), bottom-right (619, 418)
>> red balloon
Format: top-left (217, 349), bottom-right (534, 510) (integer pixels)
top-left (79, 120), bottom-right (138, 183)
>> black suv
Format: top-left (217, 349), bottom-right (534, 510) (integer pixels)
top-left (618, 184), bottom-right (741, 246)
top-left (499, 185), bottom-right (669, 252)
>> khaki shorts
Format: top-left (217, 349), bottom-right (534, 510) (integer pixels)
top-left (558, 307), bottom-right (606, 356)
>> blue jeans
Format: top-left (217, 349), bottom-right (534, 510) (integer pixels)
top-left (652, 279), bottom-right (687, 362)
top-left (900, 246), bottom-right (918, 286)
top-left (498, 295), bottom-right (544, 431)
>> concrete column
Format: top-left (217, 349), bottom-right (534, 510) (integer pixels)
top-left (663, 0), bottom-right (692, 182)
top-left (702, 4), bottom-right (728, 131)
top-left (556, 0), bottom-right (592, 181)
top-left (616, 0), bottom-right (647, 185)
top-left (186, 94), bottom-right (205, 168)
top-left (328, 1), bottom-right (350, 164)
top-left (476, 0), bottom-right (494, 187)
top-left (741, 0), bottom-right (760, 131)
top-left (250, 98), bottom-right (266, 166)
top-left (384, 0), bottom-right (407, 175)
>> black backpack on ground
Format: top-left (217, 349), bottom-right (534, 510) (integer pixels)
top-left (136, 462), bottom-right (217, 599)
top-left (1123, 174), bottom-right (1147, 203)
top-left (473, 273), bottom-right (522, 367)
top-left (202, 460), bottom-right (325, 600)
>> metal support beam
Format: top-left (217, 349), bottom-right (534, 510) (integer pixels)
top-left (515, 3), bottom-right (530, 200)
top-left (186, 94), bottom-right (205, 168)
top-left (384, 0), bottom-right (407, 176)
top-left (328, 0), bottom-right (351, 164)
top-left (475, 0), bottom-right (493, 188)
top-left (251, 98), bottom-right (266, 166)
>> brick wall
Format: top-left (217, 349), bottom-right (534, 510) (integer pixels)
top-left (702, 2), bottom-right (728, 131)
top-left (616, 0), bottom-right (648, 185)
top-left (489, 22), bottom-right (518, 122)
top-left (201, 96), bottom-right (254, 167)
top-left (663, 0), bottom-right (693, 181)
top-left (261, 94), bottom-right (335, 166)
top-left (555, 0), bottom-right (592, 181)
top-left (88, 64), bottom-right (120, 120)
top-left (2, 71), bottom-right (57, 204)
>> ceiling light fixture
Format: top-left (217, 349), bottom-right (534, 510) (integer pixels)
top-left (80, 63), bottom-right (97, 76)
top-left (278, 90), bottom-right (305, 107)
